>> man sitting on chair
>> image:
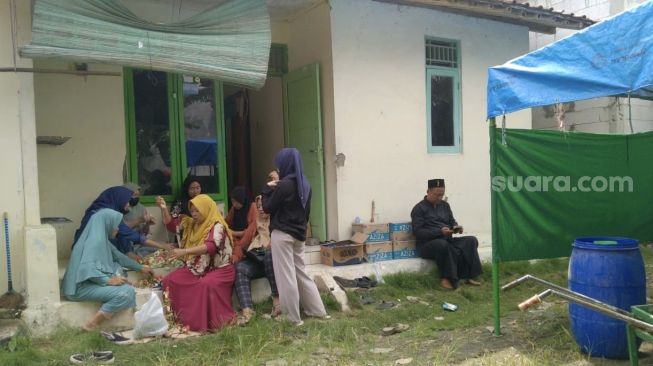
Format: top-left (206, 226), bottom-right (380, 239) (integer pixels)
top-left (410, 178), bottom-right (482, 290)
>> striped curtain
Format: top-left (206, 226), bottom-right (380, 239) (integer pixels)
top-left (21, 0), bottom-right (271, 89)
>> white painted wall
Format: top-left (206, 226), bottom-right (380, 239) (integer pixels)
top-left (330, 0), bottom-right (531, 244)
top-left (34, 60), bottom-right (126, 260)
top-left (286, 3), bottom-right (338, 240)
top-left (528, 0), bottom-right (653, 133)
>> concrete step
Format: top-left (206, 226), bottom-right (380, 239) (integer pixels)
top-left (58, 287), bottom-right (159, 331)
top-left (0, 319), bottom-right (28, 346)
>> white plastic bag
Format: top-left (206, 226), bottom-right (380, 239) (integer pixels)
top-left (133, 292), bottom-right (168, 339)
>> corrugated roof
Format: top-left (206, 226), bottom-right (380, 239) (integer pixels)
top-left (374, 0), bottom-right (595, 34)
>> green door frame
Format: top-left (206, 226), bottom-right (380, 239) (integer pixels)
top-left (282, 63), bottom-right (327, 240)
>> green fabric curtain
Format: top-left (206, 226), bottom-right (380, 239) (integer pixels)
top-left (493, 128), bottom-right (653, 262)
top-left (21, 0), bottom-right (271, 89)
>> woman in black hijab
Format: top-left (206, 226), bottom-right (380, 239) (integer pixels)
top-left (171, 175), bottom-right (202, 217)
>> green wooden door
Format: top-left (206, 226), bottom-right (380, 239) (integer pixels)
top-left (283, 63), bottom-right (326, 241)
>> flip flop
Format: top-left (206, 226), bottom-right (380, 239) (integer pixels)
top-left (382, 323), bottom-right (410, 336)
top-left (355, 276), bottom-right (378, 288)
top-left (360, 294), bottom-right (375, 305)
top-left (333, 276), bottom-right (358, 288)
top-left (376, 300), bottom-right (396, 310)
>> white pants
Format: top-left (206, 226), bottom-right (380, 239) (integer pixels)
top-left (271, 230), bottom-right (326, 323)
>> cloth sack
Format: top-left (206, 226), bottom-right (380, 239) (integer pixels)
top-left (133, 292), bottom-right (168, 339)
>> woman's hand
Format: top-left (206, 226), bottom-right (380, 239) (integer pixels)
top-left (170, 248), bottom-right (187, 260)
top-left (140, 265), bottom-right (152, 276)
top-left (107, 277), bottom-right (127, 286)
top-left (160, 243), bottom-right (175, 251)
top-left (155, 196), bottom-right (167, 209)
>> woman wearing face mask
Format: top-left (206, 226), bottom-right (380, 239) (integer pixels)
top-left (158, 194), bottom-right (236, 332)
top-left (62, 209), bottom-right (152, 331)
top-left (262, 148), bottom-right (330, 326)
top-left (72, 186), bottom-right (134, 246)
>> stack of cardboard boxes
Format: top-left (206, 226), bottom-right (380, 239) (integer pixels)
top-left (320, 221), bottom-right (418, 266)
top-left (390, 222), bottom-right (417, 259)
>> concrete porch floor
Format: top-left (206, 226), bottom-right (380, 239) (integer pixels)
top-left (56, 244), bottom-right (492, 330)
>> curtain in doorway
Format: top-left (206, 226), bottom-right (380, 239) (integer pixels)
top-left (21, 0), bottom-right (271, 89)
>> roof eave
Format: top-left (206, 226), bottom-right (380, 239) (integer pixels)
top-left (374, 0), bottom-right (594, 34)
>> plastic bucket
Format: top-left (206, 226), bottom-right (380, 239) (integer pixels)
top-left (568, 236), bottom-right (646, 359)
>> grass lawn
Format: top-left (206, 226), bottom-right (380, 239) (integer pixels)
top-left (3, 248), bottom-right (653, 365)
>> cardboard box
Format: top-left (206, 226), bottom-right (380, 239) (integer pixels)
top-left (320, 232), bottom-right (367, 266)
top-left (365, 241), bottom-right (393, 262)
top-left (389, 222), bottom-right (415, 241)
top-left (352, 223), bottom-right (390, 243)
top-left (393, 239), bottom-right (417, 259)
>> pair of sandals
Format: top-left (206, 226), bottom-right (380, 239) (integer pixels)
top-left (237, 303), bottom-right (282, 326)
top-left (70, 351), bottom-right (114, 364)
top-left (334, 276), bottom-right (378, 289)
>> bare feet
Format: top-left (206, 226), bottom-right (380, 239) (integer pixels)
top-left (440, 278), bottom-right (455, 290)
top-left (271, 298), bottom-right (282, 318)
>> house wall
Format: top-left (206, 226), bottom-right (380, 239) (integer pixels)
top-left (34, 61), bottom-right (126, 260)
top-left (529, 0), bottom-right (653, 132)
top-left (329, 0), bottom-right (531, 243)
top-left (249, 22), bottom-right (288, 196)
top-left (1, 0), bottom-right (61, 332)
top-left (0, 0), bottom-right (33, 293)
top-left (285, 3), bottom-right (338, 240)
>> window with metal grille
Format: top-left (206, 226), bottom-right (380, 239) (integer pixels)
top-left (425, 39), bottom-right (458, 68)
top-left (268, 43), bottom-right (288, 76)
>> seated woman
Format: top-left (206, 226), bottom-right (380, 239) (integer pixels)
top-left (156, 194), bottom-right (236, 332)
top-left (72, 186), bottom-right (134, 246)
top-left (171, 175), bottom-right (202, 218)
top-left (226, 186), bottom-right (280, 325)
top-left (62, 209), bottom-right (151, 331)
top-left (120, 182), bottom-right (174, 258)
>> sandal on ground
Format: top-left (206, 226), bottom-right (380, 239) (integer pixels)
top-left (376, 300), bottom-right (396, 310)
top-left (270, 303), bottom-right (282, 318)
top-left (100, 331), bottom-right (131, 345)
top-left (360, 294), bottom-right (375, 305)
top-left (237, 309), bottom-right (255, 326)
top-left (354, 276), bottom-right (378, 288)
top-left (70, 351), bottom-right (114, 364)
top-left (440, 278), bottom-right (455, 290)
top-left (333, 276), bottom-right (358, 288)
top-left (382, 323), bottom-right (410, 336)
top-left (274, 314), bottom-right (304, 326)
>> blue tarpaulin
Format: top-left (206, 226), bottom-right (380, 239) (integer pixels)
top-left (487, 1), bottom-right (653, 119)
top-left (186, 139), bottom-right (217, 166)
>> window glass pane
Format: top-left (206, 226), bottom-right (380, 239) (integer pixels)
top-left (183, 76), bottom-right (220, 194)
top-left (430, 75), bottom-right (455, 147)
top-left (133, 70), bottom-right (172, 195)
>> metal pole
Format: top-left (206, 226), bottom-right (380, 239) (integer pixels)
top-left (502, 274), bottom-right (631, 317)
top-left (489, 117), bottom-right (501, 336)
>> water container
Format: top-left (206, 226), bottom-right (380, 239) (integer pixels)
top-left (568, 236), bottom-right (646, 359)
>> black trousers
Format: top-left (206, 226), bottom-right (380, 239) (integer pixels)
top-left (418, 236), bottom-right (482, 286)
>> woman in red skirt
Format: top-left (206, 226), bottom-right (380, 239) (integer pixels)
top-left (157, 194), bottom-right (236, 332)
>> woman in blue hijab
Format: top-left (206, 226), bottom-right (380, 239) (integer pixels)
top-left (62, 209), bottom-right (151, 331)
top-left (73, 186), bottom-right (134, 245)
top-left (262, 148), bottom-right (329, 326)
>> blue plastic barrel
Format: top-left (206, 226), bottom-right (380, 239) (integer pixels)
top-left (568, 237), bottom-right (646, 359)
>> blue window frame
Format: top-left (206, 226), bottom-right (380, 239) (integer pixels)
top-left (425, 38), bottom-right (461, 154)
